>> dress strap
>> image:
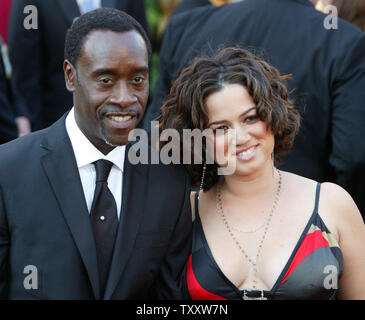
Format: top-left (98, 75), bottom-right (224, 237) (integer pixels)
top-left (194, 191), bottom-right (200, 218)
top-left (313, 183), bottom-right (321, 213)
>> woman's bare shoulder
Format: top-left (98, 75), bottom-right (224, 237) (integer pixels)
top-left (281, 172), bottom-right (361, 239)
top-left (283, 171), bottom-right (355, 211)
top-left (320, 182), bottom-right (358, 214)
top-left (319, 182), bottom-right (363, 241)
top-left (318, 184), bottom-right (365, 299)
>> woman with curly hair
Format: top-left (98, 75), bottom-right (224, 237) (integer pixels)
top-left (159, 47), bottom-right (365, 300)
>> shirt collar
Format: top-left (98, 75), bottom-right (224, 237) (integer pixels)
top-left (65, 107), bottom-right (126, 171)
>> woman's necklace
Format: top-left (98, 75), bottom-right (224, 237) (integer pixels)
top-left (231, 209), bottom-right (267, 234)
top-left (215, 169), bottom-right (282, 292)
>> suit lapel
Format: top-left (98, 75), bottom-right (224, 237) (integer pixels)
top-left (104, 144), bottom-right (150, 299)
top-left (40, 117), bottom-right (100, 299)
top-left (56, 0), bottom-right (81, 25)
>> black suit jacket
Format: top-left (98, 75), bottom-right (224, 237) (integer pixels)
top-left (172, 0), bottom-right (211, 17)
top-left (0, 114), bottom-right (192, 299)
top-left (146, 0), bottom-right (365, 217)
top-left (8, 0), bottom-right (148, 130)
top-left (0, 41), bottom-right (17, 144)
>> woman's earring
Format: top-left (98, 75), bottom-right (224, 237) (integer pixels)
top-left (198, 162), bottom-right (207, 200)
top-left (271, 152), bottom-right (275, 177)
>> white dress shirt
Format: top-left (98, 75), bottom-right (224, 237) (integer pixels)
top-left (65, 108), bottom-right (125, 220)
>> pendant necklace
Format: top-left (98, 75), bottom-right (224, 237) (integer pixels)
top-left (215, 169), bottom-right (282, 297)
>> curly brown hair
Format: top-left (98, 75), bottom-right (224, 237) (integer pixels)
top-left (158, 47), bottom-right (300, 190)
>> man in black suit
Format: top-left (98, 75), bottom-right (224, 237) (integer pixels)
top-left (8, 0), bottom-right (148, 131)
top-left (0, 8), bottom-right (191, 300)
top-left (172, 0), bottom-right (212, 16)
top-left (0, 42), bottom-right (17, 144)
top-left (0, 36), bottom-right (30, 143)
top-left (172, 0), bottom-right (239, 17)
top-left (145, 0), bottom-right (365, 217)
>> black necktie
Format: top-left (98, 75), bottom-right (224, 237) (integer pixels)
top-left (90, 159), bottom-right (118, 296)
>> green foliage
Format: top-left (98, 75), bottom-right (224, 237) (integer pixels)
top-left (145, 0), bottom-right (182, 94)
top-left (145, 0), bottom-right (162, 94)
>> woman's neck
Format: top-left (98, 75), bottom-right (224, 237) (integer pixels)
top-left (221, 161), bottom-right (279, 201)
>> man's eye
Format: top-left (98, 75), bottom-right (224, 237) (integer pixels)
top-left (133, 76), bottom-right (145, 84)
top-left (99, 78), bottom-right (112, 84)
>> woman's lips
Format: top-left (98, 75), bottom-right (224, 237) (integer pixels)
top-left (236, 145), bottom-right (257, 161)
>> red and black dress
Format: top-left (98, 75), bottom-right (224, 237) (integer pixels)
top-left (186, 183), bottom-right (344, 300)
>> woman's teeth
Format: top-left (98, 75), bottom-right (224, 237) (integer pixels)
top-left (238, 147), bottom-right (255, 157)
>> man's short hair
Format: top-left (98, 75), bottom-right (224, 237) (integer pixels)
top-left (64, 8), bottom-right (151, 67)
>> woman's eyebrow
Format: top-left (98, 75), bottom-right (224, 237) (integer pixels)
top-left (240, 106), bottom-right (256, 117)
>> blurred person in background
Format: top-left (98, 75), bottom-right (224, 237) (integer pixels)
top-left (0, 0), bottom-right (12, 43)
top-left (0, 37), bottom-right (17, 144)
top-left (0, 0), bottom-right (31, 138)
top-left (317, 0), bottom-right (365, 31)
top-left (0, 35), bottom-right (31, 142)
top-left (172, 0), bottom-right (242, 17)
top-left (8, 0), bottom-right (148, 132)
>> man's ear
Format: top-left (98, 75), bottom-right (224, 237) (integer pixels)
top-left (64, 59), bottom-right (77, 92)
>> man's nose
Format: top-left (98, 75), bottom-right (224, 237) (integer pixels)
top-left (109, 81), bottom-right (137, 107)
